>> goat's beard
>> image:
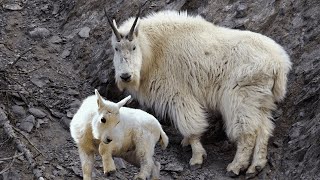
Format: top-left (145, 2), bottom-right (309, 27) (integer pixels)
top-left (116, 75), bottom-right (140, 92)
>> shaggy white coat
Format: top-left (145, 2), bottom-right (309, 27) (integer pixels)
top-left (110, 10), bottom-right (292, 176)
top-left (70, 90), bottom-right (169, 180)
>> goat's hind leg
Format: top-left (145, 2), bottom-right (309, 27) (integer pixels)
top-left (222, 91), bottom-right (257, 176)
top-left (226, 133), bottom-right (256, 176)
top-left (246, 116), bottom-right (274, 178)
top-left (122, 151), bottom-right (161, 180)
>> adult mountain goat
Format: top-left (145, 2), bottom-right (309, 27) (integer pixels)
top-left (106, 9), bottom-right (291, 177)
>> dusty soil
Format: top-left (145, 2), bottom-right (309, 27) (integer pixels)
top-left (0, 0), bottom-right (319, 180)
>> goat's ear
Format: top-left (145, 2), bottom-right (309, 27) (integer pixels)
top-left (117, 95), bottom-right (131, 108)
top-left (95, 89), bottom-right (104, 109)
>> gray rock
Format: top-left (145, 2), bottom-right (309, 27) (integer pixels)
top-left (29, 27), bottom-right (50, 38)
top-left (163, 161), bottom-right (184, 172)
top-left (49, 36), bottom-right (63, 44)
top-left (235, 4), bottom-right (247, 18)
top-left (36, 118), bottom-right (47, 128)
top-left (61, 117), bottom-right (71, 129)
top-left (29, 108), bottom-right (46, 118)
top-left (114, 158), bottom-right (126, 169)
top-left (50, 109), bottom-right (64, 118)
top-left (52, 3), bottom-right (60, 15)
top-left (3, 4), bottom-right (23, 11)
top-left (66, 108), bottom-right (77, 118)
top-left (78, 27), bottom-right (90, 38)
top-left (67, 89), bottom-right (79, 96)
top-left (71, 166), bottom-right (82, 177)
top-left (30, 77), bottom-right (47, 88)
top-left (69, 99), bottom-right (81, 108)
top-left (61, 49), bottom-right (71, 58)
top-left (11, 105), bottom-right (26, 118)
top-left (19, 115), bottom-right (35, 132)
top-left (52, 170), bottom-right (59, 176)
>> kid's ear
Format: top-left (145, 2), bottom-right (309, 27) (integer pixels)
top-left (117, 95), bottom-right (131, 108)
top-left (95, 89), bottom-right (104, 109)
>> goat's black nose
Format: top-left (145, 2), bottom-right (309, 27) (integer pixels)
top-left (120, 73), bottom-right (131, 82)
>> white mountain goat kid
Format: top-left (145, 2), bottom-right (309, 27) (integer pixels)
top-left (70, 90), bottom-right (169, 180)
top-left (106, 9), bottom-right (292, 178)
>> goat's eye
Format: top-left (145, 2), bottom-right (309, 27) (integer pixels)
top-left (115, 47), bottom-right (118, 51)
top-left (132, 46), bottom-right (136, 51)
top-left (101, 117), bottom-right (106, 123)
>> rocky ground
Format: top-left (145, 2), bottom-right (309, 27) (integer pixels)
top-left (0, 0), bottom-right (319, 180)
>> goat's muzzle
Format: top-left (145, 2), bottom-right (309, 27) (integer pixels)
top-left (120, 73), bottom-right (132, 82)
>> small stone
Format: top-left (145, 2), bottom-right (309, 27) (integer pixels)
top-left (163, 162), bottom-right (184, 172)
top-left (114, 158), bottom-right (126, 169)
top-left (11, 105), bottom-right (26, 118)
top-left (69, 99), bottom-right (81, 108)
top-left (78, 27), bottom-right (90, 38)
top-left (50, 109), bottom-right (64, 118)
top-left (29, 108), bottom-right (46, 118)
top-left (24, 115), bottom-right (35, 123)
top-left (61, 49), bottom-right (70, 58)
top-left (61, 117), bottom-right (71, 129)
top-left (49, 36), bottom-right (63, 44)
top-left (236, 4), bottom-right (248, 18)
top-left (56, 165), bottom-right (63, 170)
top-left (52, 170), bottom-right (59, 176)
top-left (3, 4), bottom-right (23, 11)
top-left (299, 111), bottom-right (305, 117)
top-left (272, 140), bottom-right (282, 148)
top-left (52, 4), bottom-right (59, 15)
top-left (29, 28), bottom-right (50, 38)
top-left (71, 166), bottom-right (82, 177)
top-left (36, 119), bottom-right (46, 128)
top-left (30, 77), bottom-right (46, 88)
top-left (67, 89), bottom-right (79, 96)
top-left (19, 115), bottom-right (35, 132)
top-left (66, 110), bottom-right (74, 118)
top-left (40, 4), bottom-right (49, 11)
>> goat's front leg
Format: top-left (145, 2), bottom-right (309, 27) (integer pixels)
top-left (99, 142), bottom-right (116, 175)
top-left (78, 147), bottom-right (94, 180)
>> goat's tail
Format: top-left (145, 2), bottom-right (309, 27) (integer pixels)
top-left (159, 128), bottom-right (169, 150)
top-left (272, 52), bottom-right (292, 102)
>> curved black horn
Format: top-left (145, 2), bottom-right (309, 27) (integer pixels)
top-left (104, 8), bottom-right (121, 42)
top-left (127, 8), bottom-right (141, 41)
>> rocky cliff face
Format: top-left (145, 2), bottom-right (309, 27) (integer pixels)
top-left (60, 0), bottom-right (319, 179)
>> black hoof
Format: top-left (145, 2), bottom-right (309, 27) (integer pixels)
top-left (190, 164), bottom-right (202, 170)
top-left (105, 170), bottom-right (116, 176)
top-left (255, 166), bottom-right (262, 172)
top-left (226, 171), bottom-right (239, 178)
